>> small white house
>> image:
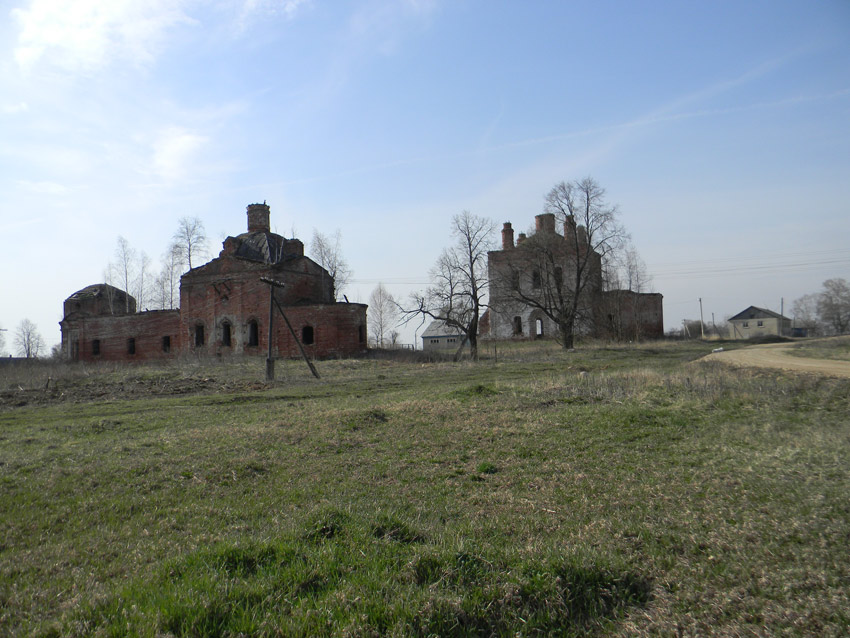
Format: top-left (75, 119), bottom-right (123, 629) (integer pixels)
top-left (421, 320), bottom-right (465, 351)
top-left (728, 306), bottom-right (792, 339)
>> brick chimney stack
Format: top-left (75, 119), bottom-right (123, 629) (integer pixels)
top-left (535, 213), bottom-right (556, 234)
top-left (501, 222), bottom-right (515, 249)
top-left (247, 202), bottom-right (271, 233)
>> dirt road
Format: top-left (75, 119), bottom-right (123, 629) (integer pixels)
top-left (702, 341), bottom-right (850, 378)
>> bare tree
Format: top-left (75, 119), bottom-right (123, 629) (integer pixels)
top-left (135, 251), bottom-right (152, 310)
top-left (311, 229), bottom-right (352, 300)
top-left (405, 211), bottom-right (494, 360)
top-left (152, 243), bottom-right (182, 310)
top-left (817, 278), bottom-right (850, 334)
top-left (15, 319), bottom-right (44, 358)
top-left (111, 236), bottom-right (137, 313)
top-left (496, 178), bottom-right (626, 348)
top-left (369, 283), bottom-right (399, 348)
top-left (791, 293), bottom-right (821, 336)
top-left (173, 216), bottom-right (208, 271)
top-left (602, 241), bottom-right (651, 340)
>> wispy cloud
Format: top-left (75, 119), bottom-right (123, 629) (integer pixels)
top-left (150, 126), bottom-right (208, 182)
top-left (11, 0), bottom-right (195, 74)
top-left (16, 179), bottom-right (69, 195)
top-left (232, 0), bottom-right (311, 33)
top-left (1, 101), bottom-right (29, 114)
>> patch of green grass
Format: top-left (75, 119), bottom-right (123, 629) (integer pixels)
top-left (789, 335), bottom-right (850, 361)
top-left (73, 513), bottom-right (649, 637)
top-left (1, 340), bottom-right (849, 636)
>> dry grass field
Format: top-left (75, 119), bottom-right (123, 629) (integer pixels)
top-left (1, 339), bottom-right (848, 636)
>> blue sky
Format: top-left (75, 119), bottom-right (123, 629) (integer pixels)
top-left (1, 0), bottom-right (849, 353)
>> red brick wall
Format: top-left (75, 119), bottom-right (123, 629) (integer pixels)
top-left (61, 241), bottom-right (366, 362)
top-left (600, 291), bottom-right (664, 340)
top-left (61, 310), bottom-right (181, 362)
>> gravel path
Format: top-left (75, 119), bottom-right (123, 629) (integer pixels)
top-left (702, 341), bottom-right (850, 378)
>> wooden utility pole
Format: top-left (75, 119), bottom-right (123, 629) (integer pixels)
top-left (265, 279), bottom-right (277, 381)
top-left (261, 277), bottom-right (320, 380)
top-left (699, 298), bottom-right (705, 339)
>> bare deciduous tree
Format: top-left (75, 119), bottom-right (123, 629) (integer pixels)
top-left (311, 229), bottom-right (352, 300)
top-left (110, 236), bottom-right (137, 313)
top-left (791, 293), bottom-right (821, 335)
top-left (15, 319), bottom-right (44, 358)
top-left (369, 283), bottom-right (399, 348)
top-left (499, 178), bottom-right (627, 348)
top-left (173, 216), bottom-right (208, 271)
top-left (817, 278), bottom-right (850, 334)
top-left (602, 241), bottom-right (651, 340)
top-left (136, 251), bottom-right (152, 310)
top-left (152, 243), bottom-right (182, 310)
top-left (405, 211), bottom-right (494, 360)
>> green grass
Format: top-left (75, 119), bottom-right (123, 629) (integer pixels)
top-left (1, 340), bottom-right (848, 636)
top-left (788, 335), bottom-right (850, 361)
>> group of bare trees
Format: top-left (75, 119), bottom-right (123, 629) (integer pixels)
top-left (105, 217), bottom-right (208, 313)
top-left (792, 278), bottom-right (850, 335)
top-left (0, 319), bottom-right (46, 358)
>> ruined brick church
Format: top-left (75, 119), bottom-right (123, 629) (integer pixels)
top-left (487, 213), bottom-right (663, 342)
top-left (60, 203), bottom-right (368, 362)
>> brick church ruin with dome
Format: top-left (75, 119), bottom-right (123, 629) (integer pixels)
top-left (60, 203), bottom-right (368, 362)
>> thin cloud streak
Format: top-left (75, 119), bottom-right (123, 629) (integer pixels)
top-left (245, 87), bottom-right (848, 190)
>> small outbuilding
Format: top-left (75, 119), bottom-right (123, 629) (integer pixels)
top-left (728, 306), bottom-right (791, 339)
top-left (421, 320), bottom-right (465, 352)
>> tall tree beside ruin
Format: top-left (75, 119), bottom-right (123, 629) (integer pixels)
top-left (500, 178), bottom-right (626, 349)
top-left (602, 241), bottom-right (651, 340)
top-left (369, 283), bottom-right (399, 348)
top-left (15, 319), bottom-right (44, 358)
top-left (173, 216), bottom-right (208, 271)
top-left (817, 278), bottom-right (850, 334)
top-left (152, 242), bottom-right (182, 310)
top-left (111, 236), bottom-right (137, 313)
top-left (135, 251), bottom-right (152, 310)
top-left (405, 211), bottom-right (494, 360)
top-left (311, 229), bottom-right (352, 300)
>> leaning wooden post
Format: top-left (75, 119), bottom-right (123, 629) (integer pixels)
top-left (266, 281), bottom-right (276, 381)
top-left (271, 296), bottom-right (321, 379)
top-left (261, 276), bottom-right (320, 380)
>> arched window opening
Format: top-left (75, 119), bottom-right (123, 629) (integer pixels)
top-left (302, 325), bottom-right (314, 345)
top-left (554, 267), bottom-right (563, 290)
top-left (535, 318), bottom-right (544, 338)
top-left (248, 320), bottom-right (259, 347)
top-left (195, 324), bottom-right (205, 346)
top-left (358, 324), bottom-right (366, 344)
top-left (512, 316), bottom-right (523, 335)
top-left (532, 269), bottom-right (541, 289)
top-left (222, 322), bottom-right (232, 347)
